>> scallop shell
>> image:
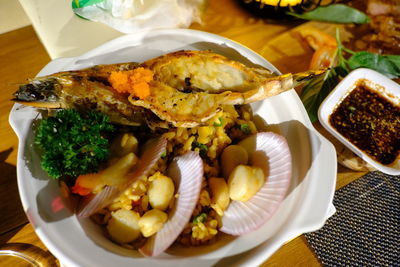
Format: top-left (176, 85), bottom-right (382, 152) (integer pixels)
top-left (139, 151), bottom-right (204, 256)
top-left (76, 137), bottom-right (167, 217)
top-left (220, 132), bottom-right (292, 235)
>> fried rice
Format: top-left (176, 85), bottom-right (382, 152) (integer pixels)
top-left (92, 104), bottom-right (258, 248)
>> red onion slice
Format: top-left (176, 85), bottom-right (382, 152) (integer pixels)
top-left (139, 151), bottom-right (204, 257)
top-left (76, 137), bottom-right (167, 217)
top-left (220, 132), bottom-right (292, 235)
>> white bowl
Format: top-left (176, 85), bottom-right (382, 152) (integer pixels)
top-left (9, 29), bottom-right (337, 267)
top-left (318, 68), bottom-right (400, 176)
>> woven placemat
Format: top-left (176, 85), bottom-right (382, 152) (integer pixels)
top-left (305, 171), bottom-right (399, 266)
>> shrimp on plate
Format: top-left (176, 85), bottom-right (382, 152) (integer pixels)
top-left (13, 50), bottom-right (326, 128)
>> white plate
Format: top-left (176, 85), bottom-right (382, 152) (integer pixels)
top-left (9, 29), bottom-right (337, 267)
top-left (318, 68), bottom-right (400, 175)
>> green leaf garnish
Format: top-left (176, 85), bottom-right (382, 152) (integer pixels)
top-left (384, 55), bottom-right (400, 67)
top-left (300, 68), bottom-right (340, 122)
top-left (300, 28), bottom-right (400, 122)
top-left (287, 4), bottom-right (370, 24)
top-left (347, 52), bottom-right (400, 79)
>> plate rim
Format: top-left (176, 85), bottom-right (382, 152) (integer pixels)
top-left (9, 28), bottom-right (337, 267)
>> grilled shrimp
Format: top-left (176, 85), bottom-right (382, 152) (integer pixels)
top-left (13, 50), bottom-right (326, 127)
top-left (295, 27), bottom-right (338, 69)
top-left (14, 62), bottom-right (147, 126)
top-left (128, 71), bottom-right (325, 127)
top-left (142, 50), bottom-right (275, 93)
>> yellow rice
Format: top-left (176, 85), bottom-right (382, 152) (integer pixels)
top-left (97, 105), bottom-right (258, 247)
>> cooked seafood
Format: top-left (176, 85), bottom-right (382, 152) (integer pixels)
top-left (77, 137), bottom-right (167, 218)
top-left (13, 50), bottom-right (326, 127)
top-left (14, 62), bottom-right (145, 126)
top-left (142, 50), bottom-right (275, 93)
top-left (129, 74), bottom-right (292, 127)
top-left (295, 27), bottom-right (337, 69)
top-left (140, 151), bottom-right (204, 257)
top-left (347, 0), bottom-right (400, 55)
top-left (20, 49), bottom-right (306, 256)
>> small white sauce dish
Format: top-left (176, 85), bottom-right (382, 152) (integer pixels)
top-left (318, 68), bottom-right (400, 176)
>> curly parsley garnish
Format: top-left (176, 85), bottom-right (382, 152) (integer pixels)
top-left (35, 109), bottom-right (114, 179)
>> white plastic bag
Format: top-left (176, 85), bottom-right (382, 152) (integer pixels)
top-left (72, 0), bottom-right (206, 33)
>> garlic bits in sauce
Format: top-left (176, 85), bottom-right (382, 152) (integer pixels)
top-left (329, 78), bottom-right (400, 165)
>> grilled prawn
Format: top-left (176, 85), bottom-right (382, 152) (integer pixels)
top-left (14, 62), bottom-right (147, 126)
top-left (13, 50), bottom-right (325, 127)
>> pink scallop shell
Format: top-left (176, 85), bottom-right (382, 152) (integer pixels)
top-left (220, 132), bottom-right (292, 236)
top-left (76, 137), bottom-right (167, 217)
top-left (139, 151), bottom-right (204, 257)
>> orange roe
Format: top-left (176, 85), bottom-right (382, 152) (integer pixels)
top-left (108, 67), bottom-right (153, 99)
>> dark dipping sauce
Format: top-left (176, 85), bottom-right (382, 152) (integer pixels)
top-left (329, 79), bottom-right (400, 165)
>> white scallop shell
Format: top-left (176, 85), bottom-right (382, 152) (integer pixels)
top-left (220, 132), bottom-right (292, 235)
top-left (77, 137), bottom-right (167, 217)
top-left (139, 151), bottom-right (204, 256)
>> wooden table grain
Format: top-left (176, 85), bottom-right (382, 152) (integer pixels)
top-left (0, 0), bottom-right (367, 265)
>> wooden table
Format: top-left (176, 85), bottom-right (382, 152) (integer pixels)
top-left (0, 0), bottom-right (367, 265)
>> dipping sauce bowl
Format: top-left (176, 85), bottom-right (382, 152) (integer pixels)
top-left (318, 68), bottom-right (400, 175)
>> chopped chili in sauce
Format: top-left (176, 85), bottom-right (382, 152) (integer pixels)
top-left (329, 79), bottom-right (400, 165)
